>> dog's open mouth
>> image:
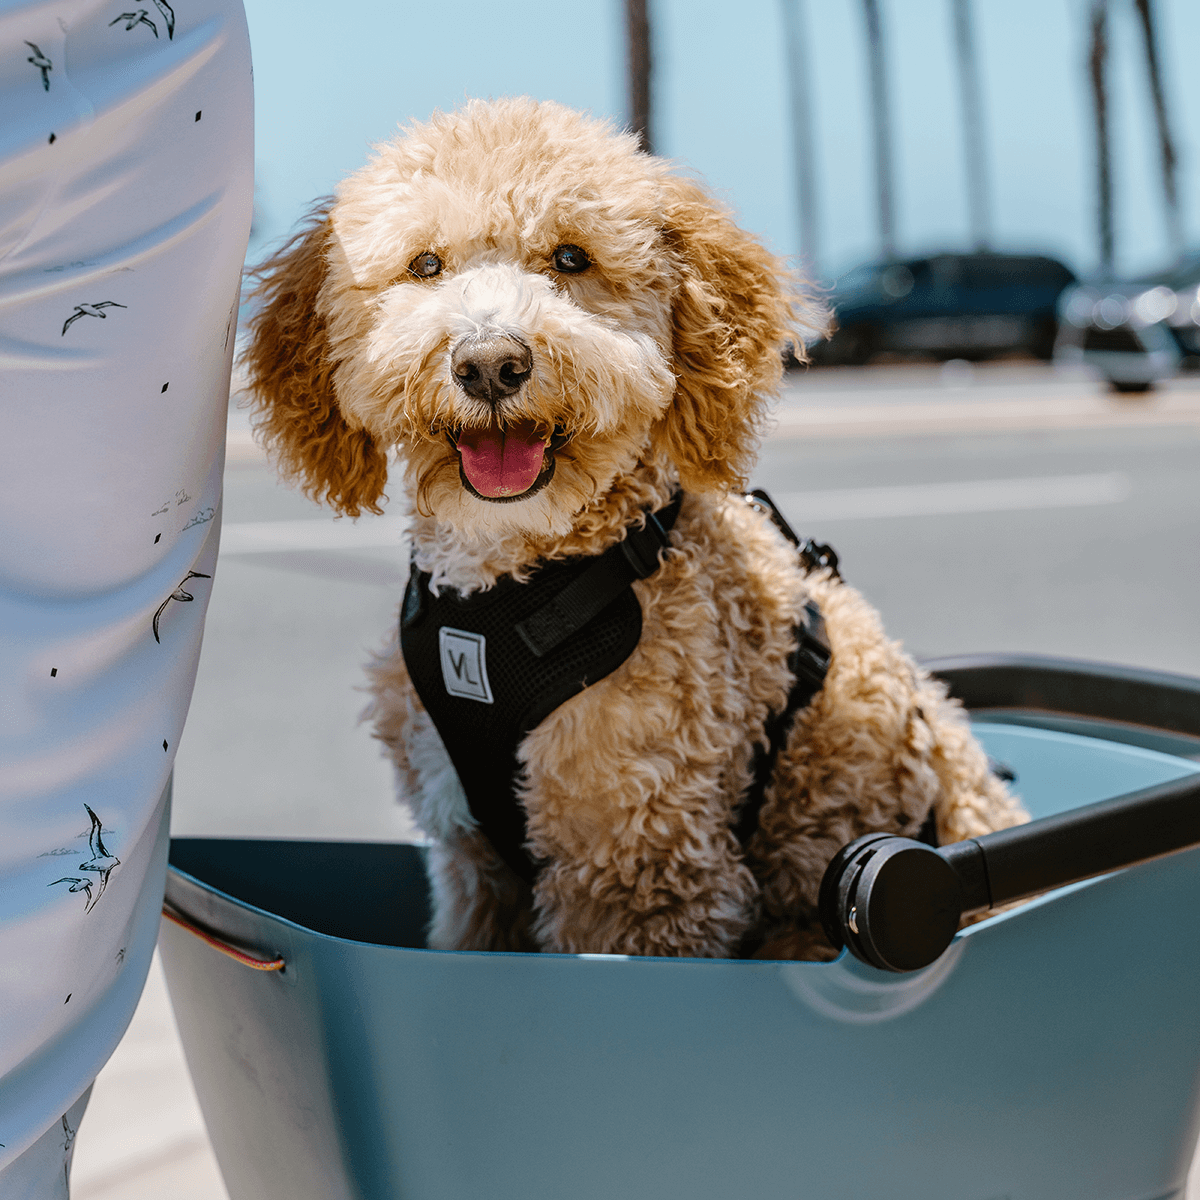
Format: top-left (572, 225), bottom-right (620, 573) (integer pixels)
top-left (453, 419), bottom-right (565, 503)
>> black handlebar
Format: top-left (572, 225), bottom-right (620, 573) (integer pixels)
top-left (818, 769), bottom-right (1200, 973)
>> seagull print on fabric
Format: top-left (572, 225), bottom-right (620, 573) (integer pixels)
top-left (61, 301), bottom-right (126, 335)
top-left (49, 876), bottom-right (94, 907)
top-left (25, 42), bottom-right (52, 90)
top-left (49, 805), bottom-right (121, 913)
top-left (153, 570), bottom-right (211, 643)
top-left (61, 1112), bottom-right (78, 1192)
top-left (109, 0), bottom-right (175, 39)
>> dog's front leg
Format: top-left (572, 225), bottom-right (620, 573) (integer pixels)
top-left (366, 637), bottom-right (537, 952)
top-left (423, 833), bottom-right (537, 953)
top-left (523, 759), bottom-right (759, 958)
top-left (529, 828), bottom-right (757, 957)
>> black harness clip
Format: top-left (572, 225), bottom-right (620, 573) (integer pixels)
top-left (792, 600), bottom-right (832, 692)
top-left (619, 508), bottom-right (672, 579)
top-left (747, 489), bottom-right (841, 582)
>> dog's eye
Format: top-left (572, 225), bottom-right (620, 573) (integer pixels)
top-left (552, 244), bottom-right (590, 274)
top-left (408, 252), bottom-right (442, 279)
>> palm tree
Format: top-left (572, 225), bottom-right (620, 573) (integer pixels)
top-left (1133, 0), bottom-right (1183, 262)
top-left (1088, 0), bottom-right (1115, 275)
top-left (951, 0), bottom-right (991, 250)
top-left (626, 0), bottom-right (654, 155)
top-left (860, 0), bottom-right (896, 259)
top-left (780, 0), bottom-right (820, 277)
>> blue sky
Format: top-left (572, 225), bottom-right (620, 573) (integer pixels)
top-left (244, 0), bottom-right (1199, 281)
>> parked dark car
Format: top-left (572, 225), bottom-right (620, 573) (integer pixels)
top-left (1054, 252), bottom-right (1200, 392)
top-left (813, 252), bottom-right (1077, 365)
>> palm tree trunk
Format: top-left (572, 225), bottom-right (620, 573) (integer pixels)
top-left (1088, 0), bottom-right (1115, 275)
top-left (860, 0), bottom-right (896, 259)
top-left (780, 0), bottom-right (820, 277)
top-left (1133, 0), bottom-right (1182, 262)
top-left (951, 0), bottom-right (991, 250)
top-left (626, 0), bottom-right (654, 155)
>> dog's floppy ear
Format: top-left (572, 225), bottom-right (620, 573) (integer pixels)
top-left (653, 175), bottom-right (817, 493)
top-left (243, 203), bottom-right (389, 518)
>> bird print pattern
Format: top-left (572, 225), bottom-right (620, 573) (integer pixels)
top-left (153, 570), bottom-right (212, 643)
top-left (25, 41), bottom-right (51, 90)
top-left (48, 805), bottom-right (121, 914)
top-left (109, 0), bottom-right (176, 39)
top-left (61, 301), bottom-right (127, 336)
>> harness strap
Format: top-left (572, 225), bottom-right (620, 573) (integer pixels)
top-left (401, 492), bottom-right (683, 887)
top-left (734, 492), bottom-right (835, 848)
top-left (735, 599), bottom-right (832, 847)
top-left (516, 494), bottom-right (683, 657)
top-left (736, 491), bottom-right (940, 852)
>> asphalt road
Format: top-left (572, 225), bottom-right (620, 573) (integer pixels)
top-left (171, 360), bottom-right (1200, 842)
top-left (71, 361), bottom-right (1200, 1199)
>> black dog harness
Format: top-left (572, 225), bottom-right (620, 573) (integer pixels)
top-left (400, 491), bottom-right (840, 885)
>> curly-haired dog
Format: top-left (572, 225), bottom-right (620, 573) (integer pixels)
top-left (245, 98), bottom-right (1025, 960)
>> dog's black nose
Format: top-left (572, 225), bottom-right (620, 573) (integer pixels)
top-left (451, 335), bottom-right (532, 403)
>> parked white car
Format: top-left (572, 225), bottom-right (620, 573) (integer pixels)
top-left (1055, 253), bottom-right (1200, 392)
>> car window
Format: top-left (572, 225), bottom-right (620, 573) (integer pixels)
top-left (1131, 254), bottom-right (1200, 289)
top-left (1021, 258), bottom-right (1076, 287)
top-left (880, 263), bottom-right (914, 297)
top-left (957, 256), bottom-right (1073, 290)
top-left (930, 256), bottom-right (962, 288)
top-left (835, 264), bottom-right (881, 292)
top-left (1164, 255), bottom-right (1200, 290)
top-left (960, 257), bottom-right (1010, 288)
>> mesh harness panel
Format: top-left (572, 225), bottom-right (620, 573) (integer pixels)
top-left (400, 495), bottom-right (682, 883)
top-left (399, 490), bottom-right (852, 885)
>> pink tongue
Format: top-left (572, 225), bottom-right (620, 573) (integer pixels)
top-left (456, 420), bottom-right (549, 498)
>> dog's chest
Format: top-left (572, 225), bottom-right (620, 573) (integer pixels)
top-left (402, 500), bottom-right (808, 869)
top-left (399, 541), bottom-right (651, 880)
top-left (519, 512), bottom-right (809, 838)
top-left (399, 552), bottom-right (646, 772)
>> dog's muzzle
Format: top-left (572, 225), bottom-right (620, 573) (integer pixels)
top-left (451, 334), bottom-right (532, 405)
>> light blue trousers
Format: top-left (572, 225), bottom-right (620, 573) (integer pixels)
top-left (0, 0), bottom-right (252, 1191)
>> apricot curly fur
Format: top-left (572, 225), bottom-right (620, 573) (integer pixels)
top-left (251, 98), bottom-right (1026, 959)
top-left (244, 204), bottom-right (390, 517)
top-left (653, 176), bottom-right (802, 493)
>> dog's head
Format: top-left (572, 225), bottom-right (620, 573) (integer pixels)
top-left (245, 98), bottom-right (825, 535)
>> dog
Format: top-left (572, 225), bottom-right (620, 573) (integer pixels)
top-left (244, 97), bottom-right (1025, 960)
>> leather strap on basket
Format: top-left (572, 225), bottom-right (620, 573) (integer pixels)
top-left (162, 904), bottom-right (286, 972)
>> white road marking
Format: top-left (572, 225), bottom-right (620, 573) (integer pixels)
top-left (774, 472), bottom-right (1131, 521)
top-left (220, 516), bottom-right (408, 554)
top-left (769, 391), bottom-right (1200, 439)
top-left (220, 472), bottom-right (1130, 555)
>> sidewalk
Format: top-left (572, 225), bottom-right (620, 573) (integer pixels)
top-left (774, 361), bottom-right (1200, 438)
top-left (71, 951), bottom-right (228, 1200)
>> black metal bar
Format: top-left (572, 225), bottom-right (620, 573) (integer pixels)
top-left (821, 768), bottom-right (1200, 973)
top-left (961, 770), bottom-right (1200, 913)
top-left (940, 838), bottom-right (990, 913)
top-left (819, 657), bottom-right (1200, 971)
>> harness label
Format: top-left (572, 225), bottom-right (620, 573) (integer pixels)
top-left (438, 627), bottom-right (493, 704)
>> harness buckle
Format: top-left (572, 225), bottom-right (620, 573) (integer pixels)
top-left (791, 600), bottom-right (832, 690)
top-left (619, 509), bottom-right (671, 579)
top-left (798, 538), bottom-right (840, 580)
